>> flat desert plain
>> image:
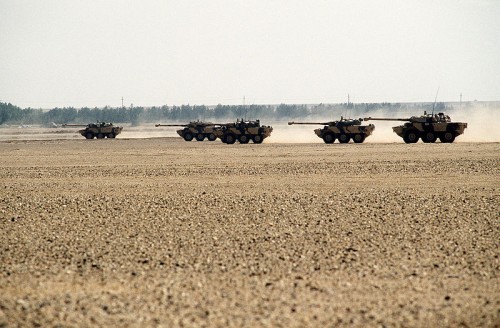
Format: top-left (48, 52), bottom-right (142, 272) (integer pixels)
top-left (0, 137), bottom-right (498, 327)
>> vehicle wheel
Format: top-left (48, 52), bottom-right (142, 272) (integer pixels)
top-left (252, 135), bottom-right (263, 144)
top-left (338, 134), bottom-right (350, 143)
top-left (353, 134), bottom-right (365, 143)
top-left (208, 133), bottom-right (217, 141)
top-left (85, 132), bottom-right (94, 139)
top-left (183, 133), bottom-right (193, 141)
top-left (403, 130), bottom-right (419, 143)
top-left (439, 132), bottom-right (456, 143)
top-left (196, 133), bottom-right (205, 141)
top-left (96, 133), bottom-right (104, 139)
top-left (107, 133), bottom-right (115, 139)
top-left (239, 135), bottom-right (250, 144)
top-left (323, 133), bottom-right (335, 144)
top-left (225, 134), bottom-right (236, 144)
top-left (422, 131), bottom-right (437, 143)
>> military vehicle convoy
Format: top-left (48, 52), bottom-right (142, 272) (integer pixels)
top-left (155, 121), bottom-right (219, 141)
top-left (364, 112), bottom-right (467, 143)
top-left (288, 117), bottom-right (375, 143)
top-left (63, 121), bottom-right (123, 139)
top-left (155, 119), bottom-right (272, 143)
top-left (215, 119), bottom-right (273, 144)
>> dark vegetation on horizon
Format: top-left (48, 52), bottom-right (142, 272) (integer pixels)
top-left (0, 102), bottom-right (452, 126)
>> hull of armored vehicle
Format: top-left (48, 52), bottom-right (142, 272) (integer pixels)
top-left (393, 122), bottom-right (468, 143)
top-left (79, 124), bottom-right (123, 139)
top-left (314, 124), bottom-right (375, 143)
top-left (177, 126), bottom-right (219, 141)
top-left (216, 122), bottom-right (273, 144)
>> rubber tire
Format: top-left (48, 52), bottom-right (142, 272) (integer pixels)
top-left (253, 135), bottom-right (263, 144)
top-left (403, 130), bottom-right (419, 144)
top-left (107, 133), bottom-right (115, 139)
top-left (85, 132), bottom-right (94, 139)
top-left (353, 134), bottom-right (365, 143)
top-left (225, 134), bottom-right (236, 144)
top-left (239, 135), bottom-right (250, 144)
top-left (208, 133), bottom-right (217, 141)
top-left (96, 133), bottom-right (104, 139)
top-left (439, 132), bottom-right (456, 143)
top-left (196, 133), bottom-right (205, 141)
top-left (338, 134), bottom-right (350, 143)
top-left (323, 133), bottom-right (335, 144)
top-left (422, 131), bottom-right (437, 143)
top-left (184, 133), bottom-right (193, 141)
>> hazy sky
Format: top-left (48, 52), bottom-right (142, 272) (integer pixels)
top-left (1, 0), bottom-right (499, 108)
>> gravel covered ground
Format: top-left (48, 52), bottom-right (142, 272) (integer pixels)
top-left (0, 138), bottom-right (498, 327)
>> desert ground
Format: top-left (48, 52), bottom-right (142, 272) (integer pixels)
top-left (0, 131), bottom-right (498, 327)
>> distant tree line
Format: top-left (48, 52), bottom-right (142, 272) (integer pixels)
top-left (0, 101), bottom-right (451, 125)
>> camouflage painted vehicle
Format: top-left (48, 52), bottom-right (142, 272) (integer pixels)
top-left (288, 117), bottom-right (375, 143)
top-left (364, 112), bottom-right (467, 143)
top-left (215, 119), bottom-right (273, 144)
top-left (63, 121), bottom-right (123, 139)
top-left (155, 121), bottom-right (220, 141)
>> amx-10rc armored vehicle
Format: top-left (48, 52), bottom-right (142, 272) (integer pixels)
top-left (155, 121), bottom-right (220, 141)
top-left (364, 112), bottom-right (467, 143)
top-left (288, 117), bottom-right (375, 143)
top-left (63, 121), bottom-right (123, 139)
top-left (215, 119), bottom-right (273, 144)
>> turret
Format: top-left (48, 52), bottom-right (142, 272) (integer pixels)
top-left (63, 121), bottom-right (114, 128)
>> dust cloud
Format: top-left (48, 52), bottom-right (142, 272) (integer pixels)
top-left (121, 125), bottom-right (177, 139)
top-left (266, 122), bottom-right (321, 143)
top-left (448, 105), bottom-right (500, 143)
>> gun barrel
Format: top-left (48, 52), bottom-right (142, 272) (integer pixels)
top-left (155, 124), bottom-right (187, 127)
top-left (288, 122), bottom-right (328, 125)
top-left (62, 124), bottom-right (87, 127)
top-left (364, 117), bottom-right (409, 122)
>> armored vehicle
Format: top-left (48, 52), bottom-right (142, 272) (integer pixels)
top-left (215, 119), bottom-right (273, 144)
top-left (288, 117), bottom-right (375, 143)
top-left (364, 112), bottom-right (467, 143)
top-left (155, 121), bottom-right (220, 141)
top-left (63, 121), bottom-right (123, 139)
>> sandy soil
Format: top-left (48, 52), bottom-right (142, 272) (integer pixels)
top-left (0, 137), bottom-right (498, 327)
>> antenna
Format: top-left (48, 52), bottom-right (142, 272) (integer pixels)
top-left (349, 95), bottom-right (353, 119)
top-left (243, 96), bottom-right (247, 120)
top-left (121, 97), bottom-right (124, 108)
top-left (345, 93), bottom-right (349, 119)
top-left (432, 87), bottom-right (439, 115)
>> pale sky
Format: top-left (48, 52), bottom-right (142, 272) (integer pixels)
top-left (1, 0), bottom-right (499, 108)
